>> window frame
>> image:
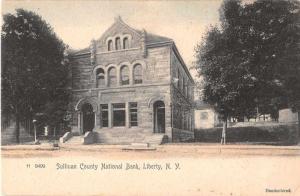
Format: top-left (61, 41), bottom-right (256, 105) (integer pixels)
top-left (129, 102), bottom-right (138, 127)
top-left (133, 64), bottom-right (143, 84)
top-left (123, 37), bottom-right (129, 49)
top-left (96, 68), bottom-right (105, 87)
top-left (115, 37), bottom-right (121, 50)
top-left (120, 65), bottom-right (130, 85)
top-left (112, 103), bottom-right (126, 127)
top-left (200, 112), bottom-right (209, 120)
top-left (108, 40), bottom-right (113, 51)
top-left (100, 104), bottom-right (109, 127)
top-left (108, 67), bottom-right (117, 87)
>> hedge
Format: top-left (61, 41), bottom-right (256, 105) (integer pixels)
top-left (194, 124), bottom-right (299, 145)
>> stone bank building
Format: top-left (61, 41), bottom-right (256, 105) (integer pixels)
top-left (68, 17), bottom-right (194, 144)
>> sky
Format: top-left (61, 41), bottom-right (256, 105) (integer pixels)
top-left (2, 0), bottom-right (223, 75)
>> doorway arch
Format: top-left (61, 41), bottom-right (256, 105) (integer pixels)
top-left (81, 103), bottom-right (95, 134)
top-left (153, 101), bottom-right (165, 133)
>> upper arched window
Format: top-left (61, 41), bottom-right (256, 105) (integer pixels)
top-left (123, 37), bottom-right (129, 49)
top-left (96, 68), bottom-right (105, 87)
top-left (115, 37), bottom-right (121, 50)
top-left (108, 67), bottom-right (117, 87)
top-left (120, 66), bottom-right (129, 85)
top-left (133, 64), bottom-right (143, 84)
top-left (108, 40), bottom-right (113, 51)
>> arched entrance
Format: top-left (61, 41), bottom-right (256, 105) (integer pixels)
top-left (153, 101), bottom-right (165, 133)
top-left (82, 103), bottom-right (95, 134)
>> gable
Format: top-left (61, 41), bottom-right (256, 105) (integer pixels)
top-left (96, 17), bottom-right (142, 51)
top-left (70, 16), bottom-right (173, 56)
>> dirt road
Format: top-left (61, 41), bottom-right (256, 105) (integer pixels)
top-left (2, 144), bottom-right (300, 196)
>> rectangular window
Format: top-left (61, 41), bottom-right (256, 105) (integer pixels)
top-left (183, 77), bottom-right (186, 95)
top-left (113, 103), bottom-right (126, 127)
top-left (178, 72), bottom-right (182, 90)
top-left (185, 81), bottom-right (188, 97)
top-left (100, 104), bottom-right (108, 127)
top-left (200, 112), bottom-right (208, 120)
top-left (130, 102), bottom-right (138, 126)
top-left (176, 69), bottom-right (180, 88)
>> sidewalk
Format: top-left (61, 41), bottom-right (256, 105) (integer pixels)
top-left (2, 142), bottom-right (300, 151)
top-left (1, 143), bottom-right (59, 151)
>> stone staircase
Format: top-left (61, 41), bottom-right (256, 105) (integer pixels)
top-left (95, 128), bottom-right (167, 145)
top-left (63, 135), bottom-right (84, 145)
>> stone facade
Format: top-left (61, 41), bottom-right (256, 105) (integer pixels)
top-left (69, 17), bottom-right (194, 143)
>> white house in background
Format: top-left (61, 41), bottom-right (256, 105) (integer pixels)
top-left (194, 100), bottom-right (219, 129)
top-left (279, 108), bottom-right (299, 123)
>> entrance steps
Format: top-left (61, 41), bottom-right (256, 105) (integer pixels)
top-left (95, 128), bottom-right (167, 145)
top-left (63, 135), bottom-right (84, 145)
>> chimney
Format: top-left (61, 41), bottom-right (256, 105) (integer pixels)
top-left (141, 29), bottom-right (147, 57)
top-left (90, 39), bottom-right (96, 65)
top-left (114, 15), bottom-right (123, 23)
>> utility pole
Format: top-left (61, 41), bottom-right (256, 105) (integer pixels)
top-left (32, 119), bottom-right (39, 144)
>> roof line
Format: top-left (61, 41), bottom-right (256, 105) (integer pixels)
top-left (97, 18), bottom-right (141, 42)
top-left (70, 52), bottom-right (90, 57)
top-left (146, 41), bottom-right (173, 47)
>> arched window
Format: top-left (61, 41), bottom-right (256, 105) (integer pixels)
top-left (115, 37), bottom-right (121, 50)
top-left (108, 67), bottom-right (117, 86)
top-left (133, 64), bottom-right (143, 84)
top-left (96, 68), bottom-right (105, 87)
top-left (108, 40), bottom-right (113, 51)
top-left (120, 66), bottom-right (129, 85)
top-left (123, 37), bottom-right (129, 49)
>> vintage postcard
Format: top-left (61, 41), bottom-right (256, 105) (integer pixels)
top-left (1, 0), bottom-right (300, 195)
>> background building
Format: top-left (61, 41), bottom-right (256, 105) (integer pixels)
top-left (194, 100), bottom-right (219, 129)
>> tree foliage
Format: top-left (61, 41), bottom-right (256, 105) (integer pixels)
top-left (1, 9), bottom-right (70, 142)
top-left (195, 0), bottom-right (300, 120)
top-left (195, 0), bottom-right (300, 143)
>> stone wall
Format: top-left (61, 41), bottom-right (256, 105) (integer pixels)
top-left (71, 84), bottom-right (171, 129)
top-left (71, 46), bottom-right (171, 89)
top-left (170, 49), bottom-right (194, 103)
top-left (172, 128), bottom-right (194, 142)
top-left (70, 42), bottom-right (173, 140)
top-left (71, 54), bottom-right (93, 90)
top-left (170, 49), bottom-right (194, 135)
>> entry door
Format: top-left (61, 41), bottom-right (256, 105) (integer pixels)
top-left (82, 103), bottom-right (95, 134)
top-left (154, 101), bottom-right (165, 133)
